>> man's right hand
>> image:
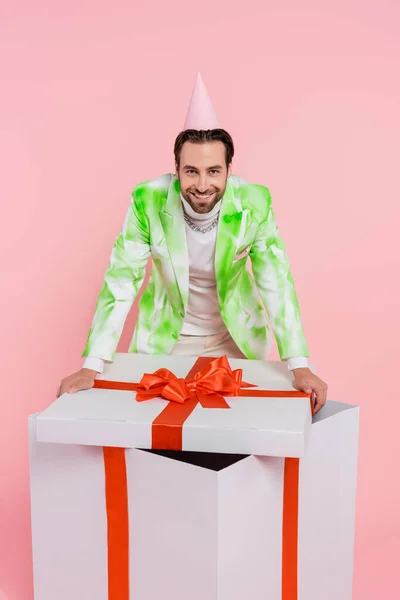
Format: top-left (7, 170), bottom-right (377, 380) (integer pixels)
top-left (57, 368), bottom-right (98, 398)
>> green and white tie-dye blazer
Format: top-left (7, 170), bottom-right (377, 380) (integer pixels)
top-left (82, 174), bottom-right (309, 362)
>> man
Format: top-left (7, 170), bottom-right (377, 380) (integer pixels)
top-left (58, 75), bottom-right (327, 413)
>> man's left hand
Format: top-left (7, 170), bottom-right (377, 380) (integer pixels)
top-left (292, 368), bottom-right (328, 415)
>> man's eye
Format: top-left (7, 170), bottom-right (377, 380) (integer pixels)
top-left (210, 170), bottom-right (219, 175)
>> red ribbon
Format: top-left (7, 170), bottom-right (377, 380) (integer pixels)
top-left (97, 356), bottom-right (312, 600)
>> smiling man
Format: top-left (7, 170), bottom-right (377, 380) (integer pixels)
top-left (58, 74), bottom-right (327, 412)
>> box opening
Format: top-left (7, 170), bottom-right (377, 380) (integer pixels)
top-left (141, 449), bottom-right (249, 471)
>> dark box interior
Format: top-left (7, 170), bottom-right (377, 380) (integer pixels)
top-left (141, 449), bottom-right (249, 471)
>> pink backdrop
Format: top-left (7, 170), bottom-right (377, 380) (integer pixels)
top-left (1, 1), bottom-right (399, 598)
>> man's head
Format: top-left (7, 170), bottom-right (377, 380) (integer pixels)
top-left (174, 129), bottom-right (234, 214)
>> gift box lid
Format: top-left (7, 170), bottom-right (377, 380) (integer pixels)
top-left (36, 354), bottom-right (313, 458)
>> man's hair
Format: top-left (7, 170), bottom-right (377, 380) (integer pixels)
top-left (174, 129), bottom-right (235, 168)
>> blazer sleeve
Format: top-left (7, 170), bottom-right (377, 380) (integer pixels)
top-left (249, 187), bottom-right (309, 360)
top-left (82, 187), bottom-right (151, 362)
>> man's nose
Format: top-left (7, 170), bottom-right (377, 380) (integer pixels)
top-left (196, 174), bottom-right (208, 192)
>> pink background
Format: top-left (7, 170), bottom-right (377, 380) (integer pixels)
top-left (1, 1), bottom-right (399, 598)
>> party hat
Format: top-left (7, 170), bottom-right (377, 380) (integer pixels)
top-left (183, 72), bottom-right (221, 130)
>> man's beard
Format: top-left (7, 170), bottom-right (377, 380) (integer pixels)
top-left (181, 185), bottom-right (226, 214)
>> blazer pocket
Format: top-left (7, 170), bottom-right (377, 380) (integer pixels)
top-left (233, 245), bottom-right (251, 263)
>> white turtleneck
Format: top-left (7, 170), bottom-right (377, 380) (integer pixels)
top-left (180, 195), bottom-right (226, 335)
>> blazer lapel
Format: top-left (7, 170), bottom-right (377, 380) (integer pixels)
top-left (215, 179), bottom-right (247, 305)
top-left (159, 176), bottom-right (189, 313)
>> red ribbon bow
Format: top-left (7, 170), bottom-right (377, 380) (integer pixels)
top-left (133, 355), bottom-right (255, 407)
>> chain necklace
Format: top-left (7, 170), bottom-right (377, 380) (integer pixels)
top-left (183, 212), bottom-right (219, 234)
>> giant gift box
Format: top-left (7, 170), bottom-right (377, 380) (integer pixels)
top-left (29, 353), bottom-right (359, 600)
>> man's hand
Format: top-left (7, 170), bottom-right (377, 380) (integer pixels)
top-left (292, 368), bottom-right (328, 415)
top-left (57, 368), bottom-right (98, 398)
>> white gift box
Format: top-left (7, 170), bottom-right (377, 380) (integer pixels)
top-left (29, 354), bottom-right (359, 600)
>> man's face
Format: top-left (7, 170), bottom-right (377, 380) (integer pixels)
top-left (176, 141), bottom-right (232, 214)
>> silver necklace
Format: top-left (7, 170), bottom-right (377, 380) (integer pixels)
top-left (183, 213), bottom-right (219, 234)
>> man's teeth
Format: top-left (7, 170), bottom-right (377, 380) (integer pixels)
top-left (194, 193), bottom-right (211, 199)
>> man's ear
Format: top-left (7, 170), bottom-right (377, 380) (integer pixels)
top-left (227, 162), bottom-right (233, 178)
top-left (175, 163), bottom-right (179, 178)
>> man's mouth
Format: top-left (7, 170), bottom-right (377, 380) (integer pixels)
top-left (190, 191), bottom-right (215, 201)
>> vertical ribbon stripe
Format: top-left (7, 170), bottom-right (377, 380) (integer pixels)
top-left (282, 457), bottom-right (300, 600)
top-left (103, 447), bottom-right (129, 600)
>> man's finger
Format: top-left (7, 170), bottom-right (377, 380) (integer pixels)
top-left (316, 386), bottom-right (324, 405)
top-left (313, 400), bottom-right (323, 415)
top-left (293, 379), bottom-right (311, 394)
top-left (312, 385), bottom-right (326, 414)
top-left (321, 384), bottom-right (327, 404)
top-left (68, 381), bottom-right (90, 394)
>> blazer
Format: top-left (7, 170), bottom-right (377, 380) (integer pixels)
top-left (82, 174), bottom-right (309, 361)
